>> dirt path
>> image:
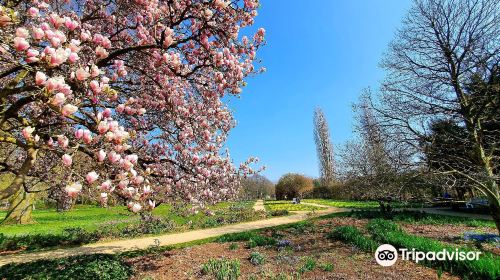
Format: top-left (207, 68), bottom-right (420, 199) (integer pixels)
top-left (253, 199), bottom-right (265, 211)
top-left (0, 207), bottom-right (347, 266)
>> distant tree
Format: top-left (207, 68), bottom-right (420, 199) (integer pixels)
top-left (240, 174), bottom-right (275, 199)
top-left (337, 93), bottom-right (415, 200)
top-left (421, 120), bottom-right (474, 199)
top-left (374, 0), bottom-right (500, 232)
top-left (310, 179), bottom-right (343, 199)
top-left (275, 173), bottom-right (313, 200)
top-left (313, 108), bottom-right (335, 185)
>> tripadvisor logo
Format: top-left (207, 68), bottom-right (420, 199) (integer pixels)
top-left (374, 244), bottom-right (482, 266)
top-left (375, 244), bottom-right (398, 266)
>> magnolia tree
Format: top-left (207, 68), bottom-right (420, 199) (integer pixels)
top-left (0, 0), bottom-right (265, 224)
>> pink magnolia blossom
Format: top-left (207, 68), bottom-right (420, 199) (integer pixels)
top-left (116, 104), bottom-right (125, 113)
top-left (99, 192), bottom-right (108, 204)
top-left (61, 104), bottom-right (78, 116)
top-left (118, 180), bottom-right (129, 189)
top-left (57, 135), bottom-right (69, 148)
top-left (32, 27), bottom-right (44, 40)
top-left (64, 17), bottom-right (79, 31)
top-left (65, 182), bottom-right (82, 198)
top-left (100, 180), bottom-right (112, 191)
top-left (62, 154), bottom-right (72, 166)
top-left (49, 48), bottom-right (69, 66)
top-left (80, 30), bottom-right (91, 41)
top-left (214, 0), bottom-right (230, 9)
top-left (75, 129), bottom-right (84, 139)
top-left (15, 28), bottom-right (29, 38)
top-left (68, 52), bottom-right (79, 63)
top-left (28, 7), bottom-right (39, 17)
top-left (35, 71), bottom-right (47, 86)
top-left (25, 49), bottom-right (40, 63)
top-left (75, 68), bottom-right (90, 81)
top-left (102, 108), bottom-right (112, 118)
top-left (26, 48), bottom-right (39, 57)
top-left (86, 171), bottom-right (99, 184)
top-left (133, 176), bottom-right (144, 185)
top-left (130, 203), bottom-right (142, 213)
top-left (13, 37), bottom-right (30, 51)
top-left (47, 137), bottom-right (54, 147)
top-left (148, 200), bottom-right (156, 209)
top-left (121, 159), bottom-right (133, 170)
top-left (97, 150), bottom-right (106, 162)
top-left (45, 77), bottom-right (60, 91)
top-left (50, 37), bottom-right (61, 47)
top-left (97, 121), bottom-right (108, 134)
top-left (89, 80), bottom-right (101, 93)
top-left (90, 65), bottom-right (100, 77)
top-left (22, 126), bottom-right (35, 140)
top-left (82, 129), bottom-right (92, 144)
top-left (50, 93), bottom-right (66, 106)
top-left (95, 46), bottom-right (108, 59)
top-left (49, 13), bottom-right (64, 28)
top-left (108, 151), bottom-right (121, 163)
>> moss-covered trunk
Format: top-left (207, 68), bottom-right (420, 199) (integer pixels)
top-left (491, 203), bottom-right (500, 235)
top-left (2, 187), bottom-right (34, 224)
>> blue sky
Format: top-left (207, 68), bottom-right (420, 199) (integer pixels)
top-left (226, 0), bottom-right (412, 181)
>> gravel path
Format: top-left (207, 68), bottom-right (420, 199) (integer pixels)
top-left (300, 201), bottom-right (329, 208)
top-left (253, 199), bottom-right (266, 211)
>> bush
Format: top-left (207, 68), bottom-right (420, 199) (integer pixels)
top-left (63, 227), bottom-right (101, 244)
top-left (217, 231), bottom-right (276, 248)
top-left (267, 209), bottom-right (289, 217)
top-left (309, 181), bottom-right (344, 199)
top-left (327, 226), bottom-right (378, 252)
top-left (198, 205), bottom-right (264, 229)
top-left (348, 210), bottom-right (495, 228)
top-left (367, 219), bottom-right (500, 280)
top-left (247, 235), bottom-right (276, 248)
top-left (229, 243), bottom-right (239, 250)
top-left (299, 256), bottom-right (316, 273)
top-left (249, 251), bottom-right (266, 265)
top-left (201, 258), bottom-right (241, 280)
top-left (319, 262), bottom-right (334, 272)
top-left (295, 221), bottom-right (315, 233)
top-left (120, 215), bottom-right (176, 236)
top-left (0, 227), bottom-right (101, 252)
top-left (275, 173), bottom-right (313, 200)
top-left (0, 254), bottom-right (132, 280)
top-left (217, 231), bottom-right (258, 243)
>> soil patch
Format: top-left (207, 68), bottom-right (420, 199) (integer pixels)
top-left (128, 217), bottom-right (459, 280)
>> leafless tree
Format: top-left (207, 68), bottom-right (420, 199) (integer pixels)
top-left (337, 93), bottom-right (418, 200)
top-left (313, 108), bottom-right (335, 185)
top-left (240, 174), bottom-right (275, 199)
top-left (373, 0), bottom-right (500, 232)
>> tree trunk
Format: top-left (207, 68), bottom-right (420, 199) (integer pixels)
top-left (490, 202), bottom-right (500, 235)
top-left (2, 187), bottom-right (34, 224)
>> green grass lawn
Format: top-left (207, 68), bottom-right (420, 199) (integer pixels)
top-left (0, 201), bottom-right (254, 237)
top-left (303, 199), bottom-right (427, 209)
top-left (264, 200), bottom-right (322, 211)
top-left (346, 209), bottom-right (496, 228)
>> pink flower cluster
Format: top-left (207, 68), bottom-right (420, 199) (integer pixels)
top-left (1, 0), bottom-right (265, 214)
